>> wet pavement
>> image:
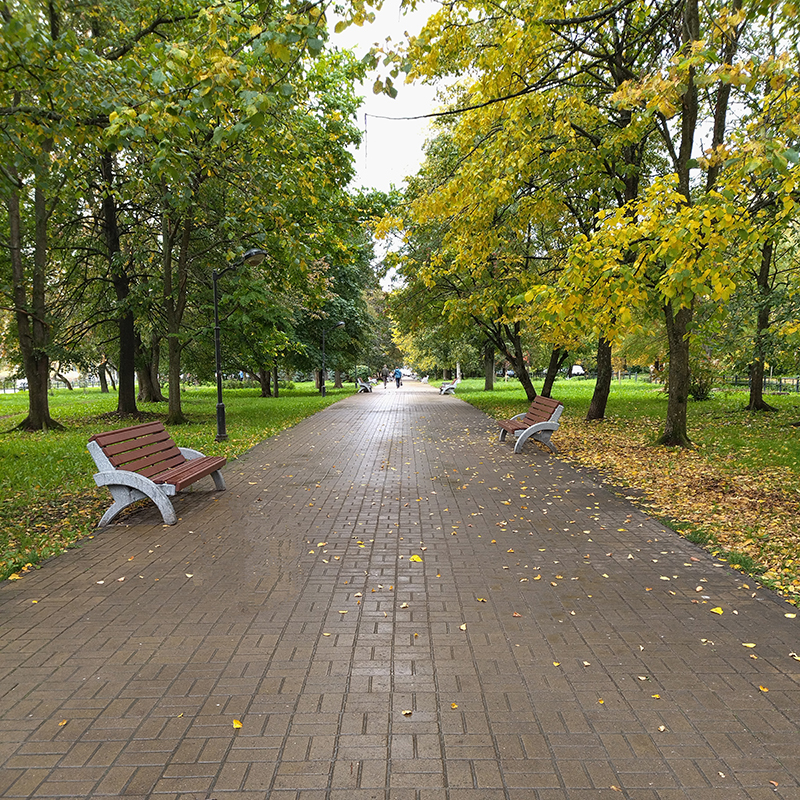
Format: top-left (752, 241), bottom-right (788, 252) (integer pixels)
top-left (1, 382), bottom-right (798, 799)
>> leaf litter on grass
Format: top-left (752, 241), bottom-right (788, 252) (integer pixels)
top-left (556, 416), bottom-right (800, 604)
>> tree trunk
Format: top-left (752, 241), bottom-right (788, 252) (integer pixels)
top-left (6, 158), bottom-right (62, 431)
top-left (746, 240), bottom-right (778, 412)
top-left (483, 342), bottom-right (494, 391)
top-left (508, 325), bottom-right (536, 401)
top-left (258, 367), bottom-right (271, 397)
top-left (659, 303), bottom-right (692, 447)
top-left (165, 332), bottom-right (186, 423)
top-left (586, 337), bottom-right (612, 420)
top-left (164, 208), bottom-right (190, 425)
top-left (334, 369), bottom-right (343, 388)
top-left (541, 346), bottom-right (568, 398)
top-left (655, 0), bottom-right (698, 447)
top-left (98, 363), bottom-right (109, 393)
top-left (137, 336), bottom-right (166, 402)
top-left (272, 364), bottom-right (279, 397)
top-left (54, 371), bottom-right (73, 390)
top-left (101, 151), bottom-right (138, 415)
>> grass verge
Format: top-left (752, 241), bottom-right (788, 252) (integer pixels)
top-left (459, 377), bottom-right (800, 605)
top-left (0, 383), bottom-right (349, 581)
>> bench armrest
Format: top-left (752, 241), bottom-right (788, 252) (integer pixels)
top-left (509, 412), bottom-right (528, 422)
top-left (178, 447), bottom-right (206, 461)
top-left (515, 420), bottom-right (560, 435)
top-left (93, 468), bottom-right (176, 497)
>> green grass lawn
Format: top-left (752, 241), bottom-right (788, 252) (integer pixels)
top-left (0, 383), bottom-right (349, 580)
top-left (458, 376), bottom-right (800, 601)
top-left (459, 377), bottom-right (800, 481)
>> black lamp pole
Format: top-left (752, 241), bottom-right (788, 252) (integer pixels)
top-left (213, 248), bottom-right (267, 441)
top-left (320, 320), bottom-right (345, 397)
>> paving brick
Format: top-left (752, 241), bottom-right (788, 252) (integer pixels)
top-left (0, 386), bottom-right (798, 799)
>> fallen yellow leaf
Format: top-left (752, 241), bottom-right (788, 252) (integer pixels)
top-left (451, 703), bottom-right (458, 709)
top-left (233, 719), bottom-right (243, 729)
top-left (58, 720), bottom-right (67, 727)
top-left (402, 710), bottom-right (412, 716)
top-left (459, 623), bottom-right (467, 631)
top-left (742, 643), bottom-right (756, 648)
top-left (710, 607), bottom-right (723, 615)
top-left (759, 685), bottom-right (769, 692)
top-left (409, 554), bottom-right (423, 562)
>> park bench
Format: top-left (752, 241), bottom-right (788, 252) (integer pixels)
top-left (439, 378), bottom-right (460, 395)
top-left (357, 378), bottom-right (373, 393)
top-left (497, 395), bottom-right (564, 454)
top-left (87, 422), bottom-right (227, 526)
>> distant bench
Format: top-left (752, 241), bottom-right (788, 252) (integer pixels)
top-left (497, 396), bottom-right (564, 454)
top-left (439, 378), bottom-right (460, 395)
top-left (88, 422), bottom-right (227, 526)
top-left (357, 378), bottom-right (373, 393)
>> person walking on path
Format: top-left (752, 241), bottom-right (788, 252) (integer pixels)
top-left (381, 364), bottom-right (390, 388)
top-left (394, 366), bottom-right (402, 388)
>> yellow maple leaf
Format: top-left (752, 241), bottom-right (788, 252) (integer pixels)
top-left (233, 719), bottom-right (243, 729)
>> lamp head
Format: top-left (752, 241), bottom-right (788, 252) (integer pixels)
top-left (241, 248), bottom-right (267, 267)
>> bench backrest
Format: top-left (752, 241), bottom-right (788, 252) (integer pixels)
top-left (88, 422), bottom-right (186, 479)
top-left (522, 396), bottom-right (564, 424)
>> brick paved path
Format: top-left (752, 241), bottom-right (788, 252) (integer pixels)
top-left (1, 383), bottom-right (799, 799)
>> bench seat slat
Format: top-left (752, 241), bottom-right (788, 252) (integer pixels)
top-left (127, 453), bottom-right (187, 478)
top-left (89, 421), bottom-right (167, 447)
top-left (102, 431), bottom-right (178, 459)
top-left (109, 440), bottom-right (184, 468)
top-left (155, 456), bottom-right (227, 492)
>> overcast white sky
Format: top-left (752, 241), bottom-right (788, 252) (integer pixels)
top-left (332, 1), bottom-right (441, 193)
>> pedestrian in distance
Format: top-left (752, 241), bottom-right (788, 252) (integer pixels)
top-left (394, 367), bottom-right (402, 388)
top-left (381, 364), bottom-right (390, 388)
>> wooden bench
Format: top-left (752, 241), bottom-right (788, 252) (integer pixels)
top-left (497, 396), bottom-right (564, 454)
top-left (357, 378), bottom-right (373, 393)
top-left (87, 422), bottom-right (227, 526)
top-left (439, 378), bottom-right (460, 395)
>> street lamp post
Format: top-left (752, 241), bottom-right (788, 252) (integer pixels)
top-left (213, 248), bottom-right (267, 441)
top-left (320, 321), bottom-right (345, 397)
